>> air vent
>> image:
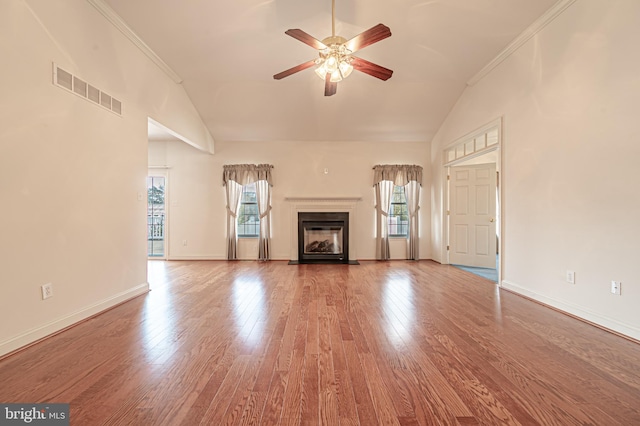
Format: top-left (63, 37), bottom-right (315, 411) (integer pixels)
top-left (53, 63), bottom-right (122, 116)
top-left (88, 85), bottom-right (100, 104)
top-left (111, 99), bottom-right (122, 115)
top-left (100, 92), bottom-right (111, 109)
top-left (57, 68), bottom-right (72, 90)
top-left (73, 76), bottom-right (87, 97)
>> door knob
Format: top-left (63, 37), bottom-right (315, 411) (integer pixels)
top-left (489, 218), bottom-right (495, 222)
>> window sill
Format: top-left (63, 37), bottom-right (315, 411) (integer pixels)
top-left (238, 235), bottom-right (259, 239)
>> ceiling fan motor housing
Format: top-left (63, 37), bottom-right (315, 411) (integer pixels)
top-left (321, 36), bottom-right (348, 46)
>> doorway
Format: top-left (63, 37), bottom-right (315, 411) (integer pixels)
top-left (443, 119), bottom-right (502, 284)
top-left (147, 175), bottom-right (167, 258)
top-left (449, 159), bottom-right (499, 282)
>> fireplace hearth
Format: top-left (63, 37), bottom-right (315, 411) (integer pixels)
top-left (293, 212), bottom-right (357, 264)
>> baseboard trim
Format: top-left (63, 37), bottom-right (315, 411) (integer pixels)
top-left (501, 280), bottom-right (640, 343)
top-left (164, 256), bottom-right (434, 262)
top-left (0, 283), bottom-right (150, 358)
top-left (168, 255), bottom-right (226, 261)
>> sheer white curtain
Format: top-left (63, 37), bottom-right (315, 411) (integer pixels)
top-left (223, 164), bottom-right (274, 261)
top-left (374, 179), bottom-right (394, 260)
top-left (373, 164), bottom-right (423, 260)
top-left (404, 180), bottom-right (421, 260)
top-left (255, 179), bottom-right (271, 261)
top-left (224, 180), bottom-right (243, 260)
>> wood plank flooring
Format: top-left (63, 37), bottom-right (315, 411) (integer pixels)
top-left (1, 260), bottom-right (639, 425)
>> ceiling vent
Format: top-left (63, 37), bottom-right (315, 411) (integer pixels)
top-left (53, 63), bottom-right (122, 116)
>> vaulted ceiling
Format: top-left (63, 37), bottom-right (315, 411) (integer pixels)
top-left (104, 0), bottom-right (558, 143)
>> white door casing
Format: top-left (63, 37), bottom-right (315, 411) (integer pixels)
top-left (449, 163), bottom-right (497, 268)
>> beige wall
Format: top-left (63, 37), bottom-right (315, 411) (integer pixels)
top-left (0, 0), bottom-right (212, 356)
top-left (430, 0), bottom-right (640, 339)
top-left (149, 140), bottom-right (431, 261)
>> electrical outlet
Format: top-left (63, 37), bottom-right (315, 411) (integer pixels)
top-left (566, 270), bottom-right (575, 284)
top-left (183, 240), bottom-right (188, 246)
top-left (41, 283), bottom-right (53, 300)
top-left (611, 281), bottom-right (621, 295)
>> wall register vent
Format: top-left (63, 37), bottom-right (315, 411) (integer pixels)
top-left (52, 63), bottom-right (122, 116)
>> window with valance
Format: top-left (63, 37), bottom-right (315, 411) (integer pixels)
top-left (223, 164), bottom-right (274, 260)
top-left (373, 164), bottom-right (423, 260)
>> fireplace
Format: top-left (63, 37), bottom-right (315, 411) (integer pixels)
top-left (286, 197), bottom-right (361, 264)
top-left (297, 212), bottom-right (351, 264)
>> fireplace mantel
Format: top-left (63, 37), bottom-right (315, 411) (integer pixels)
top-left (284, 196), bottom-right (362, 203)
top-left (286, 196), bottom-right (361, 262)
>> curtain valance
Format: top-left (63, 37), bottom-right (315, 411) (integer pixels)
top-left (223, 164), bottom-right (273, 186)
top-left (372, 164), bottom-right (423, 186)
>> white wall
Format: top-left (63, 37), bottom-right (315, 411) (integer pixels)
top-left (430, 0), bottom-right (640, 339)
top-left (0, 0), bottom-right (213, 356)
top-left (149, 140), bottom-right (431, 261)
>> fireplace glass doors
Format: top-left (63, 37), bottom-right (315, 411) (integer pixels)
top-left (298, 212), bottom-right (349, 264)
top-left (304, 227), bottom-right (343, 255)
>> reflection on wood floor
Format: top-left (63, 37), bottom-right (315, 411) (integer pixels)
top-left (1, 260), bottom-right (639, 425)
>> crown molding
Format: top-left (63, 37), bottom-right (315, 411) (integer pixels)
top-left (86, 0), bottom-right (183, 84)
top-left (467, 0), bottom-right (577, 86)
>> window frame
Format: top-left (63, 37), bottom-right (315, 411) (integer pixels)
top-left (237, 182), bottom-right (260, 238)
top-left (388, 185), bottom-right (408, 237)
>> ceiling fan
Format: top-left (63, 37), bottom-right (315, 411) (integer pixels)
top-left (273, 0), bottom-right (393, 96)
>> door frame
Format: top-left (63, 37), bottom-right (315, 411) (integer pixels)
top-left (441, 118), bottom-right (504, 285)
top-left (147, 168), bottom-right (170, 260)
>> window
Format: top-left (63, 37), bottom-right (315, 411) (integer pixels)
top-left (237, 182), bottom-right (259, 237)
top-left (388, 185), bottom-right (408, 237)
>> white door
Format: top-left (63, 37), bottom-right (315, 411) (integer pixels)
top-left (449, 163), bottom-right (497, 268)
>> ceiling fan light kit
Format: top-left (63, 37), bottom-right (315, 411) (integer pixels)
top-left (274, 0), bottom-right (393, 96)
top-left (314, 36), bottom-right (353, 83)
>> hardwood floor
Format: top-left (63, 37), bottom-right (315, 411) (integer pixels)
top-left (1, 260), bottom-right (639, 425)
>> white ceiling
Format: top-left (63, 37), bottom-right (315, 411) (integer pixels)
top-left (104, 0), bottom-right (558, 144)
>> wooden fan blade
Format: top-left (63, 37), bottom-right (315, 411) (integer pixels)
top-left (324, 74), bottom-right (337, 96)
top-left (344, 23), bottom-right (391, 53)
top-left (273, 59), bottom-right (317, 80)
top-left (285, 29), bottom-right (328, 50)
top-left (351, 56), bottom-right (393, 81)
